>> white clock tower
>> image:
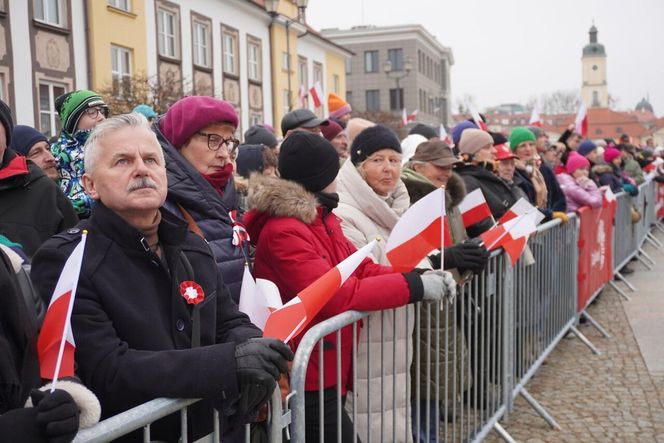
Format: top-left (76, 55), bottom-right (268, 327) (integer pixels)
top-left (581, 25), bottom-right (608, 108)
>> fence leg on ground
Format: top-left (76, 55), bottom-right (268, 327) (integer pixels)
top-left (580, 311), bottom-right (611, 338)
top-left (614, 270), bottom-right (637, 292)
top-left (493, 422), bottom-right (517, 443)
top-left (634, 251), bottom-right (654, 270)
top-left (518, 387), bottom-right (562, 430)
top-left (655, 221), bottom-right (664, 234)
top-left (645, 232), bottom-right (663, 249)
top-left (608, 280), bottom-right (631, 301)
top-left (638, 248), bottom-right (656, 266)
top-left (569, 325), bottom-right (601, 355)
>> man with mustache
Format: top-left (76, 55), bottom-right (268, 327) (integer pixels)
top-left (31, 113), bottom-right (293, 442)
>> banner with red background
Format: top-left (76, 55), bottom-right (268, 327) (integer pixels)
top-left (577, 200), bottom-right (616, 312)
top-left (656, 183), bottom-right (664, 219)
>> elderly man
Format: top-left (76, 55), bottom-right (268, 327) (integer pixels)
top-left (31, 114), bottom-right (293, 442)
top-left (281, 108), bottom-right (329, 137)
top-left (321, 120), bottom-right (349, 159)
top-left (0, 100), bottom-right (77, 257)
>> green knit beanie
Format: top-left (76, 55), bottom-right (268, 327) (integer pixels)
top-left (56, 90), bottom-right (107, 136)
top-left (509, 127), bottom-right (536, 152)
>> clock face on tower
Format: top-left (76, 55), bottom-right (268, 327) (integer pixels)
top-left (592, 65), bottom-right (598, 71)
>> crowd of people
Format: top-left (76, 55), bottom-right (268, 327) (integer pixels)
top-left (0, 88), bottom-right (662, 443)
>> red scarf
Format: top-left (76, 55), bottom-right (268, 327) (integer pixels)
top-left (202, 163), bottom-right (234, 197)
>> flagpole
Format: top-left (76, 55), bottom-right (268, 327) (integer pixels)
top-left (440, 186), bottom-right (446, 271)
top-left (51, 231), bottom-right (88, 392)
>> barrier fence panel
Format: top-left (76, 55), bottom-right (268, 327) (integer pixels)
top-left (612, 191), bottom-right (636, 273)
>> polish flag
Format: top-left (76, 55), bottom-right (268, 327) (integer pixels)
top-left (479, 213), bottom-right (537, 266)
top-left (401, 108), bottom-right (418, 127)
top-left (38, 231), bottom-right (88, 384)
top-left (458, 188), bottom-right (492, 228)
top-left (263, 240), bottom-right (378, 343)
top-left (440, 124), bottom-right (453, 146)
top-left (529, 104), bottom-right (542, 127)
top-left (575, 101), bottom-right (588, 137)
top-left (386, 188), bottom-right (445, 272)
top-left (238, 265), bottom-right (283, 331)
top-left (466, 101), bottom-right (488, 132)
top-left (309, 81), bottom-right (323, 109)
top-left (298, 84), bottom-right (307, 108)
top-left (499, 198), bottom-right (545, 226)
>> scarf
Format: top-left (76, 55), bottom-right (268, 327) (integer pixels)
top-left (202, 163), bottom-right (234, 197)
top-left (139, 210), bottom-right (162, 257)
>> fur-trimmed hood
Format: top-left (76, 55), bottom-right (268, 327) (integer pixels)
top-left (244, 174), bottom-right (320, 243)
top-left (592, 163), bottom-right (615, 175)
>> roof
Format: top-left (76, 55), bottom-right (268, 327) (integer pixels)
top-left (635, 98), bottom-right (655, 114)
top-left (300, 25), bottom-right (355, 57)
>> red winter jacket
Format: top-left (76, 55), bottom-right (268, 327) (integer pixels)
top-left (243, 175), bottom-right (422, 393)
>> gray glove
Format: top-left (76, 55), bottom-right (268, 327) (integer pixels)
top-left (420, 270), bottom-right (457, 304)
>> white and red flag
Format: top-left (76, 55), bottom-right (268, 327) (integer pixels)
top-left (309, 82), bottom-right (323, 109)
top-left (440, 124), bottom-right (453, 146)
top-left (37, 231), bottom-right (88, 385)
top-left (298, 84), bottom-right (307, 108)
top-left (401, 108), bottom-right (418, 127)
top-left (466, 101), bottom-right (488, 131)
top-left (575, 101), bottom-right (588, 137)
top-left (529, 104), bottom-right (542, 127)
top-left (229, 210), bottom-right (249, 247)
top-left (479, 213), bottom-right (538, 265)
top-left (498, 198), bottom-right (545, 226)
top-left (263, 239), bottom-right (378, 343)
top-left (238, 265), bottom-right (283, 331)
top-left (386, 188), bottom-right (446, 272)
top-left (458, 188), bottom-right (492, 228)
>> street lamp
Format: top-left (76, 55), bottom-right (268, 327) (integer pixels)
top-left (383, 57), bottom-right (412, 112)
top-left (295, 0), bottom-right (309, 23)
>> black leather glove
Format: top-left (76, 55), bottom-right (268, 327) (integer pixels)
top-left (443, 238), bottom-right (490, 273)
top-left (30, 389), bottom-right (79, 443)
top-left (234, 338), bottom-right (293, 414)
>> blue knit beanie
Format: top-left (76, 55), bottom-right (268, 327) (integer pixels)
top-left (11, 125), bottom-right (48, 156)
top-left (452, 120), bottom-right (478, 147)
top-left (577, 139), bottom-right (597, 157)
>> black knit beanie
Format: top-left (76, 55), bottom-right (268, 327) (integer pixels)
top-left (409, 123), bottom-right (438, 140)
top-left (278, 132), bottom-right (340, 193)
top-left (0, 99), bottom-right (14, 148)
top-left (350, 124), bottom-right (402, 165)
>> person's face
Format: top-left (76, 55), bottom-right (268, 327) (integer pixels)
top-left (82, 126), bottom-right (167, 219)
top-left (27, 141), bottom-right (59, 180)
top-left (515, 140), bottom-right (536, 162)
top-left (474, 144), bottom-right (496, 163)
top-left (339, 113), bottom-right (351, 125)
top-left (0, 123), bottom-right (6, 162)
top-left (585, 149), bottom-right (598, 163)
top-left (568, 134), bottom-right (581, 150)
top-left (543, 149), bottom-right (560, 166)
top-left (180, 122), bottom-right (237, 175)
top-left (611, 156), bottom-right (622, 167)
top-left (646, 139), bottom-right (654, 148)
top-left (497, 158), bottom-right (516, 181)
top-left (361, 148), bottom-right (402, 196)
top-left (262, 165), bottom-right (277, 177)
top-left (415, 162), bottom-right (453, 188)
top-left (572, 167), bottom-right (589, 179)
top-left (536, 134), bottom-right (548, 152)
top-left (76, 106), bottom-right (108, 132)
top-left (330, 132), bottom-right (349, 158)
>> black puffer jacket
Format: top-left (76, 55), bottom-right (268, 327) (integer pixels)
top-left (153, 120), bottom-right (247, 303)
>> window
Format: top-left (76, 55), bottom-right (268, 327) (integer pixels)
top-left (364, 50), bottom-right (378, 73)
top-left (282, 52), bottom-right (290, 71)
top-left (389, 88), bottom-right (403, 111)
top-left (39, 81), bottom-right (66, 137)
top-left (0, 73), bottom-right (5, 101)
top-left (247, 39), bottom-right (261, 82)
top-left (345, 57), bottom-right (352, 75)
top-left (192, 21), bottom-right (210, 67)
top-left (111, 45), bottom-right (132, 97)
top-left (346, 91), bottom-right (352, 107)
top-left (221, 27), bottom-right (239, 76)
top-left (283, 89), bottom-right (290, 115)
top-left (298, 56), bottom-right (307, 89)
top-left (366, 89), bottom-right (380, 111)
top-left (157, 8), bottom-right (177, 58)
top-left (333, 74), bottom-right (340, 94)
top-left (313, 62), bottom-right (323, 88)
top-left (387, 48), bottom-right (403, 71)
top-left (592, 90), bottom-right (599, 107)
top-left (108, 0), bottom-right (130, 11)
top-left (34, 0), bottom-right (64, 27)
top-left (250, 112), bottom-right (263, 127)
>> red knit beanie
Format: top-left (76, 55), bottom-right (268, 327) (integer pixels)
top-left (603, 147), bottom-right (621, 163)
top-left (566, 152), bottom-right (590, 174)
top-left (160, 96), bottom-right (238, 149)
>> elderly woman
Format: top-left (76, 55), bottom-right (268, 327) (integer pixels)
top-left (244, 132), bottom-right (455, 442)
top-left (153, 96), bottom-right (246, 302)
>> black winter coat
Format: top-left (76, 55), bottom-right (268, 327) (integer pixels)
top-left (593, 163), bottom-right (624, 193)
top-left (31, 203), bottom-right (261, 442)
top-left (153, 120), bottom-right (247, 303)
top-left (0, 150), bottom-right (78, 257)
top-left (456, 164), bottom-right (517, 237)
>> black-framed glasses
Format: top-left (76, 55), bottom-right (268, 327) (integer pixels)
top-left (197, 132), bottom-right (240, 153)
top-left (84, 106), bottom-right (110, 119)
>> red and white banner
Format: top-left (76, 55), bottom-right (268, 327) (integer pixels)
top-left (480, 213), bottom-right (537, 265)
top-left (458, 188), bottom-right (492, 228)
top-left (401, 108), bottom-right (418, 127)
top-left (309, 82), bottom-right (323, 109)
top-left (529, 104), bottom-right (541, 127)
top-left (499, 198), bottom-right (545, 226)
top-left (386, 188), bottom-right (445, 272)
top-left (38, 232), bottom-right (88, 384)
top-left (577, 202), bottom-right (615, 311)
top-left (263, 239), bottom-right (378, 343)
top-left (466, 101), bottom-right (488, 131)
top-left (575, 101), bottom-right (588, 137)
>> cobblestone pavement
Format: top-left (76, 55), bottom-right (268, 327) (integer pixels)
top-left (484, 280), bottom-right (664, 442)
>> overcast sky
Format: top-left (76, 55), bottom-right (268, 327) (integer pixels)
top-left (307, 0), bottom-right (664, 116)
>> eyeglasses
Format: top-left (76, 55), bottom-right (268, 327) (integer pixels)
top-left (84, 106), bottom-right (110, 119)
top-left (197, 132), bottom-right (240, 153)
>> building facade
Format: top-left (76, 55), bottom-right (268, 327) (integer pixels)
top-left (581, 25), bottom-right (609, 109)
top-left (321, 24), bottom-right (454, 127)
